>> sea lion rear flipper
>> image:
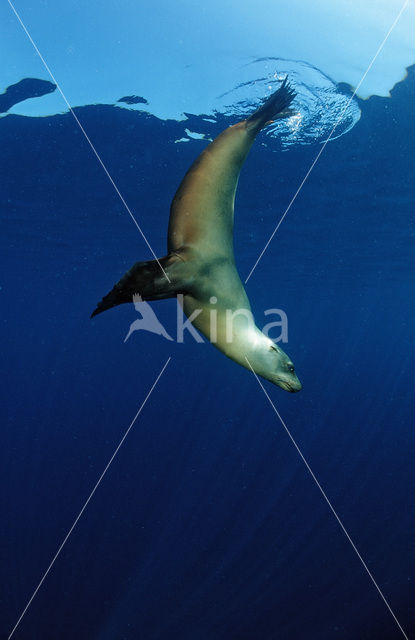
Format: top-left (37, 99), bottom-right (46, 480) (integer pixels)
top-left (91, 254), bottom-right (187, 318)
top-left (246, 76), bottom-right (296, 133)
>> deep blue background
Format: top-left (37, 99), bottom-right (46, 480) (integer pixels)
top-left (1, 67), bottom-right (414, 639)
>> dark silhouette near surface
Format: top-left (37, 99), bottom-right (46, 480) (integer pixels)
top-left (0, 78), bottom-right (56, 113)
top-left (118, 95), bottom-right (148, 105)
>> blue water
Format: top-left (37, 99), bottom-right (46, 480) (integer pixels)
top-left (1, 66), bottom-right (415, 639)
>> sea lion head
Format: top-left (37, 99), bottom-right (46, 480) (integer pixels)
top-left (256, 340), bottom-right (302, 392)
top-left (239, 326), bottom-right (301, 392)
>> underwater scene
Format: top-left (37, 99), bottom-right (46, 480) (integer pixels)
top-left (1, 1), bottom-right (415, 638)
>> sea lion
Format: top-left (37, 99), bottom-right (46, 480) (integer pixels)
top-left (92, 78), bottom-right (302, 393)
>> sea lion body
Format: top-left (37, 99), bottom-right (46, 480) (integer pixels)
top-left (92, 80), bottom-right (302, 392)
top-left (168, 121), bottom-right (254, 254)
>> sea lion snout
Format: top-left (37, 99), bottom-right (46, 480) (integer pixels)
top-left (287, 378), bottom-right (302, 393)
top-left (276, 376), bottom-right (302, 393)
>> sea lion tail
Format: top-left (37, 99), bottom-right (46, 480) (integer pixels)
top-left (246, 76), bottom-right (296, 133)
top-left (91, 255), bottom-right (183, 318)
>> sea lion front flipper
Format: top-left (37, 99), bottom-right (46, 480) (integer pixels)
top-left (91, 253), bottom-right (190, 318)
